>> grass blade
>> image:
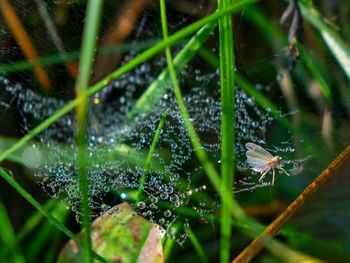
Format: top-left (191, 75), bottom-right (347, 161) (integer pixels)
top-left (185, 227), bottom-right (209, 263)
top-left (160, 0), bottom-right (251, 226)
top-left (0, 198), bottom-right (58, 259)
top-left (0, 39), bottom-right (159, 74)
top-left (243, 6), bottom-right (332, 101)
top-left (128, 22), bottom-right (217, 120)
top-left (299, 2), bottom-right (350, 81)
top-left (25, 202), bottom-right (68, 261)
top-left (218, 0), bottom-right (235, 262)
top-left (0, 168), bottom-right (107, 263)
top-left (136, 109), bottom-right (169, 202)
top-left (0, 0), bottom-right (260, 165)
top-left (0, 0), bottom-right (51, 90)
top-left (0, 200), bottom-right (26, 263)
top-left (75, 0), bottom-right (104, 262)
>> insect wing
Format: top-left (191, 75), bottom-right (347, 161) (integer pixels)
top-left (246, 155), bottom-right (269, 172)
top-left (245, 142), bottom-right (273, 161)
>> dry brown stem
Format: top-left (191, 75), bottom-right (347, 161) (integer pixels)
top-left (233, 145), bottom-right (350, 262)
top-left (91, 0), bottom-right (149, 83)
top-left (243, 201), bottom-right (288, 217)
top-left (34, 0), bottom-right (78, 79)
top-left (0, 0), bottom-right (51, 91)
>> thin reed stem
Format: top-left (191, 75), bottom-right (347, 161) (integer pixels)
top-left (75, 0), bottom-right (104, 262)
top-left (218, 0), bottom-right (236, 261)
top-left (233, 145), bottom-right (350, 262)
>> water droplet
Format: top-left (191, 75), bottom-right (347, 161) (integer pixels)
top-left (164, 209), bottom-right (172, 217)
top-left (160, 192), bottom-right (168, 200)
top-left (137, 201), bottom-right (146, 209)
top-left (169, 194), bottom-right (179, 203)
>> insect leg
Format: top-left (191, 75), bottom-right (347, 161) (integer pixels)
top-left (279, 166), bottom-right (290, 176)
top-left (259, 166), bottom-right (270, 183)
top-left (271, 167), bottom-right (275, 185)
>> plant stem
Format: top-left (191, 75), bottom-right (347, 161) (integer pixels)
top-left (0, 168), bottom-right (107, 263)
top-left (234, 144), bottom-right (350, 262)
top-left (218, 0), bottom-right (235, 261)
top-left (0, 0), bottom-right (260, 165)
top-left (75, 0), bottom-right (103, 262)
top-left (136, 109), bottom-right (169, 202)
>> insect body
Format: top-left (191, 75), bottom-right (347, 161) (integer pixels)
top-left (245, 142), bottom-right (290, 185)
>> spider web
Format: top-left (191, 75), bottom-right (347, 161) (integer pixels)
top-left (0, 0), bottom-right (307, 244)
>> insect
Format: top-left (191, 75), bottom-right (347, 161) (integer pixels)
top-left (245, 142), bottom-right (290, 185)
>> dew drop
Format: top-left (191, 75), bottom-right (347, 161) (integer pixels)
top-left (169, 194), bottom-right (179, 203)
top-left (164, 209), bottom-right (172, 217)
top-left (137, 201), bottom-right (146, 209)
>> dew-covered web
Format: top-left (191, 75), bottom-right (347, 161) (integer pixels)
top-left (0, 69), bottom-right (309, 243)
top-left (0, 0), bottom-right (308, 244)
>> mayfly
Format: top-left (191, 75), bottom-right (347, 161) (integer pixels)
top-left (245, 142), bottom-right (290, 185)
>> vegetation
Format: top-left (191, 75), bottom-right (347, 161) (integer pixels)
top-left (0, 0), bottom-right (349, 262)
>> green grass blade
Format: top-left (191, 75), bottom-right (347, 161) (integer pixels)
top-left (218, 0), bottom-right (236, 261)
top-left (0, 200), bottom-right (26, 263)
top-left (185, 227), bottom-right (209, 263)
top-left (0, 168), bottom-right (77, 251)
top-left (136, 109), bottom-right (169, 202)
top-left (75, 1), bottom-right (104, 262)
top-left (296, 40), bottom-right (331, 99)
top-left (183, 11), bottom-right (323, 263)
top-left (244, 6), bottom-right (332, 100)
top-left (163, 223), bottom-right (181, 262)
top-left (0, 168), bottom-right (107, 263)
top-left (26, 201), bottom-right (69, 262)
top-left (128, 23), bottom-right (217, 120)
top-left (129, 0), bottom-right (260, 120)
top-left (0, 0), bottom-right (260, 165)
top-left (195, 48), bottom-right (304, 137)
top-left (160, 0), bottom-right (249, 224)
top-left (299, 2), bottom-right (350, 81)
top-left (26, 221), bottom-right (56, 261)
top-left (159, 2), bottom-right (258, 260)
top-left (17, 198), bottom-right (57, 240)
top-left (163, 237), bottom-right (175, 262)
top-left (0, 198), bottom-right (58, 259)
top-left (160, 0), bottom-right (220, 192)
top-left (44, 232), bottom-right (63, 263)
top-left (0, 39), bottom-right (159, 74)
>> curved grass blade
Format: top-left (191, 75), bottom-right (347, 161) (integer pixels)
top-left (26, 202), bottom-right (69, 262)
top-left (127, 22), bottom-right (217, 120)
top-left (0, 168), bottom-right (107, 263)
top-left (0, 198), bottom-right (58, 259)
top-left (0, 200), bottom-right (26, 263)
top-left (75, 0), bottom-right (104, 262)
top-left (0, 0), bottom-right (260, 165)
top-left (244, 6), bottom-right (332, 101)
top-left (185, 227), bottom-right (209, 263)
top-left (163, 223), bottom-right (181, 262)
top-left (0, 39), bottom-right (160, 74)
top-left (218, 0), bottom-right (236, 261)
top-left (299, 2), bottom-right (350, 81)
top-left (136, 109), bottom-right (169, 202)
